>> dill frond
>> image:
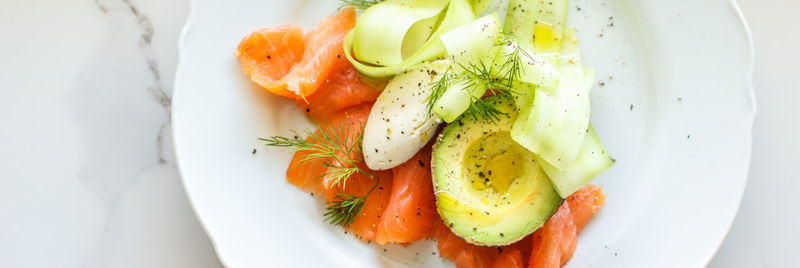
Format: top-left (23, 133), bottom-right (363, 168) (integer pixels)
top-left (260, 120), bottom-right (372, 190)
top-left (423, 35), bottom-right (532, 123)
top-left (465, 94), bottom-right (504, 123)
top-left (262, 120), bottom-right (380, 227)
top-left (323, 180), bottom-right (379, 227)
top-left (426, 70), bottom-right (450, 116)
top-left (324, 192), bottom-right (367, 226)
top-left (494, 35), bottom-right (527, 91)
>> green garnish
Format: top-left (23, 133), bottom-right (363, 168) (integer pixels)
top-left (424, 34), bottom-right (531, 123)
top-left (426, 70), bottom-right (450, 117)
top-left (261, 121), bottom-right (376, 227)
top-left (494, 34), bottom-right (528, 91)
top-left (456, 62), bottom-right (507, 122)
top-left (339, 0), bottom-right (384, 11)
top-left (324, 183), bottom-right (377, 226)
top-left (465, 94), bottom-right (504, 122)
top-left (261, 121), bottom-right (372, 189)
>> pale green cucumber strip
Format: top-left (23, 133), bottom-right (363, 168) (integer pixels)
top-left (433, 80), bottom-right (487, 123)
top-left (538, 125), bottom-right (612, 198)
top-left (440, 14), bottom-right (502, 72)
top-left (559, 27), bottom-right (580, 65)
top-left (503, 0), bottom-right (535, 51)
top-left (352, 0), bottom-right (449, 66)
top-left (511, 30), bottom-right (592, 168)
top-left (511, 67), bottom-right (592, 167)
top-left (503, 0), bottom-right (569, 54)
top-left (344, 31), bottom-right (441, 78)
top-left (345, 0), bottom-right (476, 78)
top-left (471, 0), bottom-right (492, 14)
top-left (511, 81), bottom-right (535, 110)
top-left (432, 14), bottom-right (502, 122)
top-left (492, 38), bottom-right (560, 88)
top-left (402, 14), bottom-right (443, 60)
top-left (477, 0), bottom-right (511, 22)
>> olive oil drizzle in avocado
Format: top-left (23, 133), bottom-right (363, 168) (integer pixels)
top-left (432, 95), bottom-right (563, 246)
top-left (464, 132), bottom-right (524, 194)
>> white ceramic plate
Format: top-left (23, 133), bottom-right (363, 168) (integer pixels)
top-left (172, 0), bottom-right (754, 267)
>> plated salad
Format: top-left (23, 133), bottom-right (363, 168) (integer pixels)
top-left (235, 0), bottom-right (612, 267)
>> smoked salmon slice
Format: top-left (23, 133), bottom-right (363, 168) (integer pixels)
top-left (492, 248), bottom-right (525, 268)
top-left (285, 133), bottom-right (328, 195)
top-left (528, 185), bottom-right (605, 268)
top-left (235, 25), bottom-right (305, 98)
top-left (296, 53), bottom-right (381, 122)
top-left (435, 221), bottom-right (500, 268)
top-left (236, 7), bottom-right (356, 99)
top-left (325, 169), bottom-right (393, 242)
top-left (284, 103), bottom-right (373, 194)
top-left (374, 145), bottom-right (438, 244)
top-left (287, 7), bottom-right (356, 99)
top-left (283, 102), bottom-right (391, 242)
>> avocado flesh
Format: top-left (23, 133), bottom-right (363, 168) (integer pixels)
top-left (432, 95), bottom-right (563, 246)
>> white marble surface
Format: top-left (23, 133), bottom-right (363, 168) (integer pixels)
top-left (0, 0), bottom-right (220, 267)
top-left (0, 0), bottom-right (796, 267)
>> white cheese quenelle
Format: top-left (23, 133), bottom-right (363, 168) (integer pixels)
top-left (362, 60), bottom-right (449, 170)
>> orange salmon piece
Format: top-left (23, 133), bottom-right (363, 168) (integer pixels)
top-left (325, 169), bottom-right (393, 242)
top-left (435, 221), bottom-right (499, 268)
top-left (296, 54), bottom-right (381, 122)
top-left (285, 8), bottom-right (356, 98)
top-left (284, 103), bottom-right (372, 194)
top-left (528, 185), bottom-right (605, 268)
top-left (374, 146), bottom-right (437, 244)
top-left (235, 25), bottom-right (304, 98)
top-left (236, 8), bottom-right (355, 99)
top-left (492, 248), bottom-right (525, 268)
top-left (285, 133), bottom-right (327, 195)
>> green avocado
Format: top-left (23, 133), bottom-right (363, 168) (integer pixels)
top-left (431, 94), bottom-right (563, 246)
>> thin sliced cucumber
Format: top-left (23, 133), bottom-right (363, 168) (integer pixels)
top-left (345, 0), bottom-right (476, 78)
top-left (352, 0), bottom-right (449, 66)
top-left (433, 14), bottom-right (502, 122)
top-left (511, 27), bottom-right (591, 168)
top-left (538, 125), bottom-right (612, 197)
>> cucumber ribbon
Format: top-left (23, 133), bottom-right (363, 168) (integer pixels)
top-left (344, 0), bottom-right (478, 78)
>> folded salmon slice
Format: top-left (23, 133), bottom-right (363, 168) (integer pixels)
top-left (236, 7), bottom-right (356, 99)
top-left (492, 248), bottom-right (525, 268)
top-left (287, 7), bottom-right (356, 99)
top-left (374, 145), bottom-right (438, 244)
top-left (235, 25), bottom-right (305, 98)
top-left (284, 103), bottom-right (373, 193)
top-left (296, 53), bottom-right (381, 122)
top-left (528, 185), bottom-right (605, 268)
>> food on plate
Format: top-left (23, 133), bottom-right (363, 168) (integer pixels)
top-left (362, 60), bottom-right (447, 170)
top-left (236, 7), bottom-right (355, 99)
top-left (432, 94), bottom-right (563, 246)
top-left (241, 0), bottom-right (613, 267)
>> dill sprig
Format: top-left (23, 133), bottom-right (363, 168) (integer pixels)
top-left (260, 120), bottom-right (372, 190)
top-left (339, 0), bottom-right (383, 11)
top-left (494, 34), bottom-right (528, 91)
top-left (323, 182), bottom-right (378, 226)
top-left (465, 94), bottom-right (504, 122)
top-left (426, 70), bottom-right (450, 116)
top-left (458, 61), bottom-right (514, 96)
top-left (261, 120), bottom-right (379, 227)
top-left (424, 35), bottom-right (531, 123)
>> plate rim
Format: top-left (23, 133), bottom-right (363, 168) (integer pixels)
top-left (170, 0), bottom-right (757, 266)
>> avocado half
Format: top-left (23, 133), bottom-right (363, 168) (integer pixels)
top-left (431, 95), bottom-right (563, 246)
